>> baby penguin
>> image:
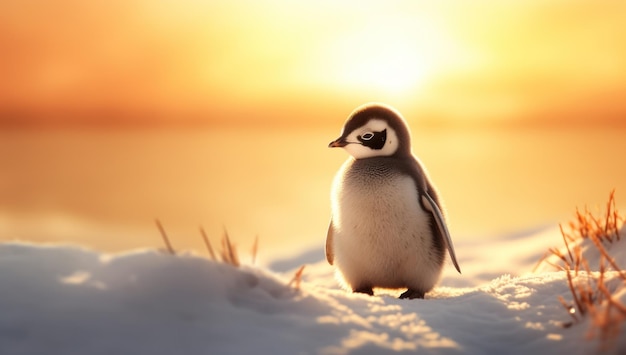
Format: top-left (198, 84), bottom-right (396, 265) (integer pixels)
top-left (327, 103), bottom-right (461, 299)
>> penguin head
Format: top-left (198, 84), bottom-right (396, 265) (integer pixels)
top-left (329, 103), bottom-right (412, 159)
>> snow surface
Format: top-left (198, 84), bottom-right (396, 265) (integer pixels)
top-left (1, 226), bottom-right (626, 355)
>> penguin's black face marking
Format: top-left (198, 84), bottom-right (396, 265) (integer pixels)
top-left (357, 129), bottom-right (387, 150)
top-left (338, 120), bottom-right (397, 158)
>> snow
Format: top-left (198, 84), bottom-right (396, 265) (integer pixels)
top-left (1, 226), bottom-right (626, 355)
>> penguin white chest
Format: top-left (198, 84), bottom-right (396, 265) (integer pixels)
top-left (330, 163), bottom-right (439, 291)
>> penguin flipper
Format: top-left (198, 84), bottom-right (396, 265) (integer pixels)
top-left (326, 221), bottom-right (335, 265)
top-left (421, 193), bottom-right (461, 274)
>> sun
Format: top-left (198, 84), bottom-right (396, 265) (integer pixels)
top-left (311, 18), bottom-right (462, 99)
top-left (336, 41), bottom-right (429, 96)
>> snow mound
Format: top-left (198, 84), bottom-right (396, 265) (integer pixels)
top-left (1, 226), bottom-right (626, 354)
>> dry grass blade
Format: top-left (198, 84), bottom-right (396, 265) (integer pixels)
top-left (598, 282), bottom-right (626, 316)
top-left (551, 246), bottom-right (567, 264)
top-left (155, 219), bottom-right (175, 255)
top-left (604, 190), bottom-right (619, 242)
top-left (565, 268), bottom-right (587, 317)
top-left (533, 251), bottom-right (552, 272)
top-left (560, 224), bottom-right (575, 266)
top-left (589, 232), bottom-right (626, 281)
top-left (220, 229), bottom-right (240, 267)
top-left (199, 227), bottom-right (217, 261)
top-left (251, 235), bottom-right (259, 265)
top-left (287, 265), bottom-right (306, 290)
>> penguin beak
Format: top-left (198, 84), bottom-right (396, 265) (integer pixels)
top-left (328, 138), bottom-right (348, 148)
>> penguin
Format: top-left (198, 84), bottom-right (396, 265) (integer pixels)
top-left (326, 103), bottom-right (461, 299)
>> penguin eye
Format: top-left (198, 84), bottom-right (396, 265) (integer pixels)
top-left (360, 132), bottom-right (374, 141)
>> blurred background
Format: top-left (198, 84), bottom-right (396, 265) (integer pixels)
top-left (1, 0), bottom-right (625, 260)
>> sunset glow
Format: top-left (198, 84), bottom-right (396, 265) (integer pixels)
top-left (1, 0), bottom-right (625, 126)
top-left (311, 15), bottom-right (476, 100)
top-left (2, 0), bottom-right (626, 254)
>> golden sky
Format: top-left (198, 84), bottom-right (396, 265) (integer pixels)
top-left (1, 0), bottom-right (625, 127)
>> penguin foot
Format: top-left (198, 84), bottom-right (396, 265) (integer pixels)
top-left (399, 289), bottom-right (424, 299)
top-left (353, 286), bottom-right (374, 296)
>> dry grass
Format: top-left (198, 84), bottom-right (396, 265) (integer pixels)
top-left (156, 222), bottom-right (306, 291)
top-left (534, 191), bottom-right (624, 273)
top-left (199, 227), bottom-right (217, 260)
top-left (535, 191), bottom-right (626, 349)
top-left (199, 229), bottom-right (307, 290)
top-left (155, 219), bottom-right (176, 255)
top-left (200, 227), bottom-right (241, 267)
top-left (287, 265), bottom-right (306, 291)
top-left (218, 229), bottom-right (241, 267)
top-left (251, 235), bottom-right (259, 265)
